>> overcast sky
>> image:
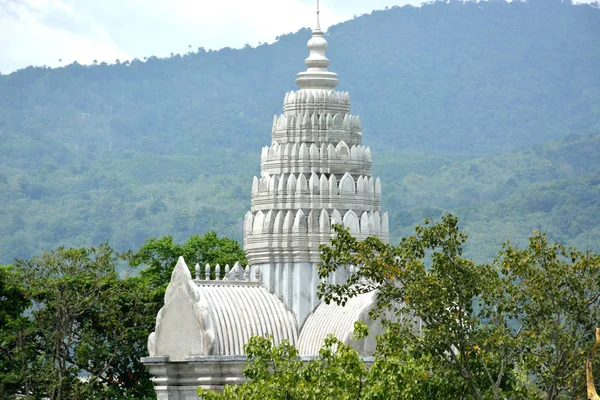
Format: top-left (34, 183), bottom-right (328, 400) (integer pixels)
top-left (0, 0), bottom-right (595, 74)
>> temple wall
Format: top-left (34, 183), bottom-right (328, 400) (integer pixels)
top-left (259, 260), bottom-right (350, 328)
top-left (143, 356), bottom-right (247, 400)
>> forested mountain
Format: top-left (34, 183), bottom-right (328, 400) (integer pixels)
top-left (381, 133), bottom-right (600, 260)
top-left (1, 0), bottom-right (599, 264)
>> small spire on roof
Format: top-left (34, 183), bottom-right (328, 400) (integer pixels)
top-left (316, 0), bottom-right (321, 32)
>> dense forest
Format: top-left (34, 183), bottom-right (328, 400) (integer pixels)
top-left (1, 0), bottom-right (599, 264)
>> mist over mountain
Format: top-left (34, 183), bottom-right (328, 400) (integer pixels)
top-left (1, 0), bottom-right (599, 264)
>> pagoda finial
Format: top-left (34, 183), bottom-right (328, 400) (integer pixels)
top-left (295, 0), bottom-right (339, 90)
top-left (316, 0), bottom-right (321, 32)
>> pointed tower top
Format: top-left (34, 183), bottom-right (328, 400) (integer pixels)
top-left (295, 0), bottom-right (339, 90)
top-left (315, 0), bottom-right (321, 32)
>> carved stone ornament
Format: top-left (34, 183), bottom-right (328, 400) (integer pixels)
top-left (148, 257), bottom-right (214, 361)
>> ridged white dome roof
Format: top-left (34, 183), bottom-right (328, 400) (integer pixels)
top-left (199, 282), bottom-right (298, 355)
top-left (298, 291), bottom-right (376, 356)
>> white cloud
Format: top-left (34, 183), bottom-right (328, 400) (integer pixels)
top-left (0, 0), bottom-right (130, 71)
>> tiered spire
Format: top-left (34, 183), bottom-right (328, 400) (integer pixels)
top-left (242, 1), bottom-right (389, 325)
top-left (244, 2), bottom-right (388, 266)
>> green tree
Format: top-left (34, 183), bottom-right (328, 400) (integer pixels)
top-left (126, 231), bottom-right (247, 288)
top-left (197, 334), bottom-right (370, 400)
top-left (10, 244), bottom-right (156, 400)
top-left (496, 232), bottom-right (600, 398)
top-left (199, 216), bottom-right (599, 399)
top-left (1, 231), bottom-right (247, 399)
top-left (318, 215), bottom-right (524, 399)
top-left (318, 215), bottom-right (600, 399)
top-left (197, 326), bottom-right (464, 399)
top-left (0, 265), bottom-right (33, 398)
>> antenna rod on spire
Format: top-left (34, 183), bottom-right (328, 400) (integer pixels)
top-left (316, 0), bottom-right (321, 31)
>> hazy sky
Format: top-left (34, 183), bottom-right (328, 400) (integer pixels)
top-left (0, 0), bottom-right (425, 74)
top-left (0, 0), bottom-right (595, 74)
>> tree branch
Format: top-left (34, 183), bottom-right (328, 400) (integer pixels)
top-left (578, 292), bottom-right (600, 320)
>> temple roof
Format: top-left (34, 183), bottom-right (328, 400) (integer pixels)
top-left (147, 258), bottom-right (298, 360)
top-left (298, 291), bottom-right (377, 356)
top-left (199, 281), bottom-right (298, 355)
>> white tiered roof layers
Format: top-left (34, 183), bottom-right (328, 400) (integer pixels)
top-left (244, 18), bottom-right (389, 265)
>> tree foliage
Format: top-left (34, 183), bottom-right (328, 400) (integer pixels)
top-left (197, 332), bottom-right (463, 400)
top-left (0, 265), bottom-right (32, 397)
top-left (126, 231), bottom-right (247, 288)
top-left (497, 232), bottom-right (600, 398)
top-left (0, 231), bottom-right (245, 399)
top-left (198, 335), bottom-right (367, 400)
top-left (3, 245), bottom-right (156, 399)
top-left (317, 215), bottom-right (600, 399)
top-left (202, 216), bottom-right (600, 399)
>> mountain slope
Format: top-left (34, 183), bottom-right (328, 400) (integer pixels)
top-left (381, 133), bottom-right (600, 261)
top-left (2, 132), bottom-right (598, 264)
top-left (0, 0), bottom-right (599, 263)
top-left (1, 0), bottom-right (598, 155)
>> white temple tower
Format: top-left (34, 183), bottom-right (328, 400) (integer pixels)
top-left (243, 12), bottom-right (389, 327)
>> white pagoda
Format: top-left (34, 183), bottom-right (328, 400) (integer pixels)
top-left (244, 8), bottom-right (388, 329)
top-left (142, 6), bottom-right (390, 398)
